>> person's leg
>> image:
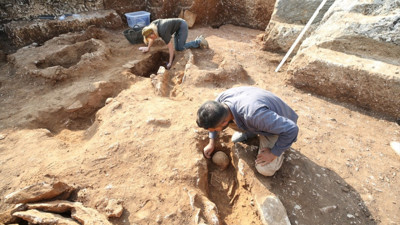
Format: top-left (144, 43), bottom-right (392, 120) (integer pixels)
top-left (184, 39), bottom-right (200, 49)
top-left (255, 135), bottom-right (285, 176)
top-left (177, 21), bottom-right (201, 49)
top-left (229, 123), bottom-right (256, 143)
top-left (175, 21), bottom-right (192, 51)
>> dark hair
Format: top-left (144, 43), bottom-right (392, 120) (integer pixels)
top-left (196, 101), bottom-right (227, 129)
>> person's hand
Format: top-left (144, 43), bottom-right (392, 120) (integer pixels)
top-left (255, 148), bottom-right (277, 166)
top-left (139, 46), bottom-right (149, 53)
top-left (166, 62), bottom-right (172, 70)
top-left (203, 143), bottom-right (215, 159)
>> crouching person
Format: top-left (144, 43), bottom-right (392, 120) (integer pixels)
top-left (196, 86), bottom-right (299, 176)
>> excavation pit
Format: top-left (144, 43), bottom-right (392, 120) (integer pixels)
top-left (207, 147), bottom-right (238, 222)
top-left (35, 39), bottom-right (100, 69)
top-left (130, 51), bottom-right (169, 77)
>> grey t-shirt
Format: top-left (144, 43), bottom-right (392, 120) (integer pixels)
top-left (152, 18), bottom-right (184, 44)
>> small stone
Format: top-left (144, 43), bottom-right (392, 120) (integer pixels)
top-left (105, 98), bottom-right (113, 104)
top-left (157, 66), bottom-right (166, 74)
top-left (0, 133), bottom-right (6, 140)
top-left (320, 205), bottom-right (337, 213)
top-left (390, 141), bottom-right (400, 156)
top-left (347, 214), bottom-right (355, 219)
top-left (104, 199), bottom-right (124, 218)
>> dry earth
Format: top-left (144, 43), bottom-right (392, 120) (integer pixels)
top-left (0, 25), bottom-right (399, 224)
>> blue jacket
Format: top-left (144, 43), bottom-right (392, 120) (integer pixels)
top-left (210, 86), bottom-right (299, 156)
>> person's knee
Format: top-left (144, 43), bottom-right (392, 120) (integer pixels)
top-left (255, 165), bottom-right (278, 177)
top-left (175, 46), bottom-right (185, 51)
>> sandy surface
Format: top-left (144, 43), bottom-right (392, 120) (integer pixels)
top-left (0, 25), bottom-right (399, 224)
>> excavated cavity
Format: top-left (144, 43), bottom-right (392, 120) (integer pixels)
top-left (207, 147), bottom-right (238, 222)
top-left (27, 81), bottom-right (128, 134)
top-left (130, 51), bottom-right (169, 77)
top-left (27, 104), bottom-right (98, 134)
top-left (35, 39), bottom-right (99, 69)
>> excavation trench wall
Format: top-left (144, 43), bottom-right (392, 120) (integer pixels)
top-left (1, 0), bottom-right (398, 120)
top-left (0, 0), bottom-right (275, 50)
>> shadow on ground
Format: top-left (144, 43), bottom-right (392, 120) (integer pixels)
top-left (248, 147), bottom-right (377, 225)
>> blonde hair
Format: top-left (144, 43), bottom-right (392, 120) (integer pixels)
top-left (143, 23), bottom-right (158, 45)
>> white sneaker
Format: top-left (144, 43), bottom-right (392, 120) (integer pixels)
top-left (231, 132), bottom-right (248, 143)
top-left (197, 35), bottom-right (209, 49)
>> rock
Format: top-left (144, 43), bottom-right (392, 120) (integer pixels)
top-left (390, 141), bottom-right (400, 156)
top-left (262, 0), bottom-right (335, 52)
top-left (288, 0), bottom-right (400, 119)
top-left (257, 196), bottom-right (291, 225)
top-left (320, 205), bottom-right (338, 213)
top-left (104, 199), bottom-right (123, 218)
top-left (13, 209), bottom-right (80, 225)
top-left (71, 202), bottom-right (112, 224)
top-left (26, 200), bottom-right (112, 225)
top-left (0, 204), bottom-right (27, 224)
top-left (66, 100), bottom-right (84, 112)
top-left (150, 66), bottom-right (170, 96)
top-left (186, 189), bottom-right (220, 225)
top-left (4, 181), bottom-right (74, 204)
top-left (105, 97), bottom-right (113, 104)
top-left (212, 151), bottom-right (230, 170)
top-left (263, 21), bottom-right (307, 53)
top-left (96, 198), bottom-right (124, 218)
top-left (231, 143), bottom-right (290, 225)
top-left (183, 10), bottom-right (197, 28)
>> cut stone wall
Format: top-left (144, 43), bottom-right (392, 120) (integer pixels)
top-left (262, 0), bottom-right (335, 53)
top-left (287, 0), bottom-right (400, 119)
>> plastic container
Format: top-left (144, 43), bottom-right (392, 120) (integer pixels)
top-left (125, 11), bottom-right (150, 28)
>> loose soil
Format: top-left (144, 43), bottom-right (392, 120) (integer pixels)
top-left (0, 25), bottom-right (399, 225)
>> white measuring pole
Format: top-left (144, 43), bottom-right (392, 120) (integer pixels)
top-left (275, 0), bottom-right (328, 72)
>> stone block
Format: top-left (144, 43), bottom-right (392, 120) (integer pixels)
top-left (288, 0), bottom-right (400, 118)
top-left (184, 10), bottom-right (197, 28)
top-left (262, 0), bottom-right (334, 52)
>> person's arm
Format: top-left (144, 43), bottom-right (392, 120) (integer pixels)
top-left (256, 148), bottom-right (277, 165)
top-left (139, 38), bottom-right (154, 53)
top-left (250, 108), bottom-right (299, 156)
top-left (166, 41), bottom-right (174, 69)
top-left (203, 131), bottom-right (218, 158)
top-left (204, 138), bottom-right (216, 159)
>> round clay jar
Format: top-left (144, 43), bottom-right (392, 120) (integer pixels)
top-left (212, 151), bottom-right (230, 170)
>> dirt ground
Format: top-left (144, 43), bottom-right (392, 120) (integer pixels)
top-left (0, 25), bottom-right (399, 225)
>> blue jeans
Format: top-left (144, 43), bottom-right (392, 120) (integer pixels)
top-left (174, 21), bottom-right (200, 51)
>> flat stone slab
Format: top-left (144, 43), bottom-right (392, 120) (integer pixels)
top-left (13, 209), bottom-right (80, 225)
top-left (4, 182), bottom-right (73, 204)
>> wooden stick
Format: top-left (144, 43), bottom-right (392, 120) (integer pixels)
top-left (275, 0), bottom-right (328, 72)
